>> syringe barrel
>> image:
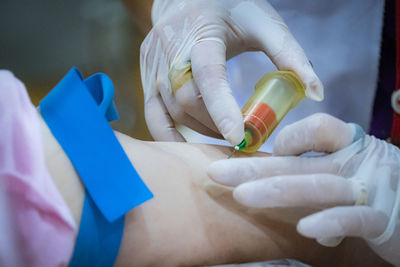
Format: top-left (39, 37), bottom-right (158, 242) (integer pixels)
top-left (241, 71), bottom-right (305, 153)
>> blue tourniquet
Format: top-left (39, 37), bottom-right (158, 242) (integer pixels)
top-left (40, 68), bottom-right (153, 266)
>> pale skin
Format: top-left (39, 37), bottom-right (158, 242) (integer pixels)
top-left (38, 114), bottom-right (392, 266)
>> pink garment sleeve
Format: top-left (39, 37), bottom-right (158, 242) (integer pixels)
top-left (0, 70), bottom-right (76, 266)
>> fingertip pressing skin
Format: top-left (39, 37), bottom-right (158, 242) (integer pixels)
top-left (191, 40), bottom-right (245, 146)
top-left (207, 160), bottom-right (243, 186)
top-left (296, 216), bottom-right (319, 238)
top-left (297, 207), bottom-right (389, 240)
top-left (207, 161), bottom-right (230, 185)
top-left (296, 213), bottom-right (342, 239)
top-left (207, 157), bottom-right (261, 187)
top-left (232, 183), bottom-right (252, 207)
top-left (233, 182), bottom-right (266, 208)
top-left (233, 179), bottom-right (281, 209)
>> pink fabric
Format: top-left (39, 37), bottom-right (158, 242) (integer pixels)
top-left (0, 70), bottom-right (76, 266)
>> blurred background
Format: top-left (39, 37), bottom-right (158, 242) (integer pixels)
top-left (0, 0), bottom-right (152, 140)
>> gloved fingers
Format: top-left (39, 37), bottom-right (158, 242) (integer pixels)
top-left (208, 259), bottom-right (310, 267)
top-left (273, 113), bottom-right (356, 156)
top-left (231, 174), bottom-right (355, 208)
top-left (208, 155), bottom-right (336, 187)
top-left (230, 0), bottom-right (323, 101)
top-left (144, 94), bottom-right (186, 142)
top-left (191, 39), bottom-right (244, 145)
top-left (158, 76), bottom-right (224, 139)
top-left (140, 31), bottom-right (164, 104)
top-left (141, 32), bottom-right (223, 140)
top-left (297, 206), bottom-right (388, 240)
top-left (141, 36), bottom-right (188, 142)
top-left (174, 79), bottom-right (221, 135)
top-left (268, 38), bottom-right (324, 102)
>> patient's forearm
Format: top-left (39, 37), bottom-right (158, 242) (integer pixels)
top-left (39, 116), bottom-right (391, 266)
top-left (112, 134), bottom-right (281, 266)
top-left (41, 115), bottom-right (275, 265)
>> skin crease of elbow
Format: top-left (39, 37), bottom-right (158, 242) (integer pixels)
top-left (38, 112), bottom-right (391, 266)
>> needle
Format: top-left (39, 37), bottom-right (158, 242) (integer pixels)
top-left (227, 145), bottom-right (239, 159)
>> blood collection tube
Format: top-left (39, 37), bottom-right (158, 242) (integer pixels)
top-left (235, 71), bottom-right (306, 153)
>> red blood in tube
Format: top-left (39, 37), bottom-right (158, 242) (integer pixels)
top-left (243, 102), bottom-right (277, 137)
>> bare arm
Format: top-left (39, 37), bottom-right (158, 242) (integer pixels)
top-left (39, 116), bottom-right (391, 266)
top-left (123, 0), bottom-right (153, 33)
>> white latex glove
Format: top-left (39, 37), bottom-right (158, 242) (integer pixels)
top-left (140, 0), bottom-right (324, 145)
top-left (210, 259), bottom-right (311, 267)
top-left (208, 113), bottom-right (400, 266)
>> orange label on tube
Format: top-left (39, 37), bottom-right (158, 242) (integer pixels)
top-left (243, 102), bottom-right (277, 136)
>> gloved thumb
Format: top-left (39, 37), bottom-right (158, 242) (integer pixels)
top-left (230, 1), bottom-right (324, 101)
top-left (297, 206), bottom-right (388, 240)
top-left (191, 40), bottom-right (244, 145)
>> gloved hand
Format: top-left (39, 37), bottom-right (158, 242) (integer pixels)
top-left (208, 113), bottom-right (400, 265)
top-left (140, 0), bottom-right (323, 145)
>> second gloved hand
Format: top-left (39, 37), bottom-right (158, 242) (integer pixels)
top-left (140, 0), bottom-right (323, 145)
top-left (208, 113), bottom-right (400, 266)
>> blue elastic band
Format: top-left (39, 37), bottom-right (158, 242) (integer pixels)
top-left (39, 68), bottom-right (153, 266)
top-left (40, 68), bottom-right (153, 222)
top-left (68, 194), bottom-right (125, 267)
